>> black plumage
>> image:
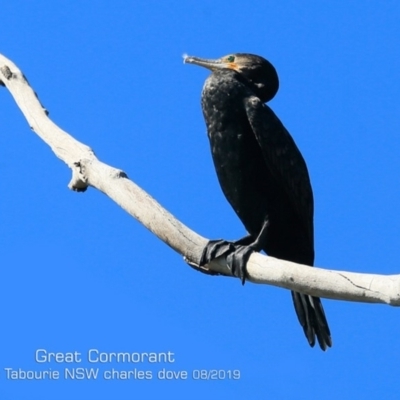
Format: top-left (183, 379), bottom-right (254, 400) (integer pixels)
top-left (185, 53), bottom-right (332, 350)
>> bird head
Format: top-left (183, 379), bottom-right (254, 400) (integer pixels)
top-left (184, 53), bottom-right (279, 103)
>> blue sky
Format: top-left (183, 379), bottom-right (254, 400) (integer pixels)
top-left (1, 1), bottom-right (400, 399)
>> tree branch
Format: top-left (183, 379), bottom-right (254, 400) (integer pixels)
top-left (1, 53), bottom-right (399, 306)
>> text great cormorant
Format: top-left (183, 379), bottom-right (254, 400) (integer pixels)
top-left (184, 53), bottom-right (332, 350)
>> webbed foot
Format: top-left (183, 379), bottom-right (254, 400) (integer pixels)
top-left (226, 244), bottom-right (255, 285)
top-left (200, 220), bottom-right (268, 285)
top-left (199, 239), bottom-right (234, 264)
top-left (200, 240), bottom-right (255, 285)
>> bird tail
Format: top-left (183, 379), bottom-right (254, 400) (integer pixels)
top-left (291, 291), bottom-right (332, 350)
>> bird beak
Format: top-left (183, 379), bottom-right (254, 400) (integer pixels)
top-left (183, 54), bottom-right (238, 71)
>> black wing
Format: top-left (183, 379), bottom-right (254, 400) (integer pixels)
top-left (243, 95), bottom-right (314, 245)
top-left (244, 96), bottom-right (332, 349)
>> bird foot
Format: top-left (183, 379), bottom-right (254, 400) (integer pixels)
top-left (200, 240), bottom-right (255, 285)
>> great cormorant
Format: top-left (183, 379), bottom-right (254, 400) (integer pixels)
top-left (184, 53), bottom-right (332, 350)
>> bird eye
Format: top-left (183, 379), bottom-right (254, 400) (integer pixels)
top-left (226, 55), bottom-right (235, 62)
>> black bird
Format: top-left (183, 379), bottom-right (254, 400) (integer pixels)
top-left (184, 53), bottom-right (332, 350)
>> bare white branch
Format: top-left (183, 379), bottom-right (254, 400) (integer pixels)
top-left (1, 53), bottom-right (399, 306)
